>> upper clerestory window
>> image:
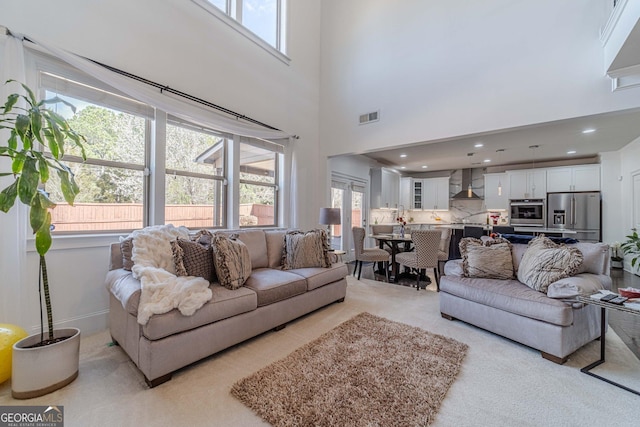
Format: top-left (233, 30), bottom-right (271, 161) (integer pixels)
top-left (193, 0), bottom-right (289, 63)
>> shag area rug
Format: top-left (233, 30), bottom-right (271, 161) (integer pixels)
top-left (231, 312), bottom-right (468, 426)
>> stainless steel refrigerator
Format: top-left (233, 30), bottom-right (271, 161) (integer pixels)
top-left (547, 192), bottom-right (601, 242)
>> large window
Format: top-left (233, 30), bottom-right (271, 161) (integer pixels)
top-left (165, 119), bottom-right (226, 228)
top-left (239, 141), bottom-right (279, 227)
top-left (197, 0), bottom-right (287, 56)
top-left (41, 72), bottom-right (150, 232)
top-left (34, 54), bottom-right (286, 234)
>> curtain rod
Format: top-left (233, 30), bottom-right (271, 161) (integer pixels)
top-left (87, 59), bottom-right (280, 131)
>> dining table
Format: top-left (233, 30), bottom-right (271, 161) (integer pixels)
top-left (369, 234), bottom-right (415, 283)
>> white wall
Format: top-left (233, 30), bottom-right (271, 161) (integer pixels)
top-left (613, 137), bottom-right (640, 272)
top-left (319, 0), bottom-right (640, 157)
top-left (0, 0), bottom-right (323, 333)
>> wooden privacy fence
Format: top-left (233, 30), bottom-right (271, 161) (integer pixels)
top-left (51, 203), bottom-right (275, 232)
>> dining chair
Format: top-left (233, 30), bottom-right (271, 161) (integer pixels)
top-left (352, 227), bottom-right (390, 281)
top-left (437, 228), bottom-right (452, 278)
top-left (492, 225), bottom-right (515, 235)
top-left (371, 224), bottom-right (397, 257)
top-left (395, 229), bottom-right (442, 291)
top-left (463, 226), bottom-right (485, 238)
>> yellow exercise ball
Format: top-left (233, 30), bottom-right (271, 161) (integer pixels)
top-left (0, 324), bottom-right (28, 384)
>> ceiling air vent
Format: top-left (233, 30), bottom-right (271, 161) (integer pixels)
top-left (359, 110), bottom-right (379, 125)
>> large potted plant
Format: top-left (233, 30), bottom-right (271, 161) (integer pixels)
top-left (0, 80), bottom-right (86, 398)
top-left (621, 228), bottom-right (640, 274)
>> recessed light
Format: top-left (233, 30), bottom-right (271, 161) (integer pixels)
top-left (567, 150), bottom-right (577, 154)
top-left (421, 165), bottom-right (428, 169)
top-left (400, 166), bottom-right (406, 169)
top-left (400, 154), bottom-right (407, 158)
top-left (483, 159), bottom-right (491, 163)
top-left (582, 128), bottom-right (596, 134)
top-left (474, 143), bottom-right (484, 148)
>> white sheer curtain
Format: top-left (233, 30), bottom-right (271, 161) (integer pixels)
top-left (0, 32), bottom-right (28, 326)
top-left (28, 36), bottom-right (292, 142)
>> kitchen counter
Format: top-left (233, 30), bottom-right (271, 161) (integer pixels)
top-left (430, 224), bottom-right (577, 234)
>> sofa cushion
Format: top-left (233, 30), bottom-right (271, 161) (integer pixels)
top-left (217, 229), bottom-right (268, 269)
top-left (213, 235), bottom-right (252, 290)
top-left (517, 236), bottom-right (583, 293)
top-left (243, 268), bottom-right (307, 306)
top-left (265, 229), bottom-right (287, 268)
top-left (460, 238), bottom-right (514, 279)
top-left (289, 263), bottom-right (349, 291)
top-left (440, 276), bottom-right (574, 326)
top-left (573, 242), bottom-right (609, 275)
top-left (546, 273), bottom-right (605, 298)
top-left (282, 229), bottom-right (331, 270)
top-left (171, 238), bottom-right (216, 282)
top-left (142, 284), bottom-right (257, 340)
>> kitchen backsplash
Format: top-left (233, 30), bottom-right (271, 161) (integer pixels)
top-left (371, 199), bottom-right (508, 226)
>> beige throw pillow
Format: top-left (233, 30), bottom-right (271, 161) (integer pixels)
top-left (120, 237), bottom-right (134, 271)
top-left (460, 237), bottom-right (514, 279)
top-left (282, 229), bottom-right (331, 270)
top-left (517, 235), bottom-right (583, 293)
top-left (212, 234), bottom-right (252, 290)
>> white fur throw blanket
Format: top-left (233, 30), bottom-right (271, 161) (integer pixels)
top-left (130, 224), bottom-right (213, 325)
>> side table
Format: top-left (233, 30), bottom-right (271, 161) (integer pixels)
top-left (330, 250), bottom-right (346, 263)
top-left (577, 295), bottom-right (640, 396)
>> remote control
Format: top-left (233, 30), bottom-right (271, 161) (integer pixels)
top-left (609, 296), bottom-right (628, 305)
top-left (600, 294), bottom-right (618, 302)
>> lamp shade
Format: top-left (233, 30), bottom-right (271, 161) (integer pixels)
top-left (319, 208), bottom-right (341, 225)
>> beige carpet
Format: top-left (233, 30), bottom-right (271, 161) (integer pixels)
top-left (1, 276), bottom-right (640, 426)
top-left (231, 312), bottom-right (468, 426)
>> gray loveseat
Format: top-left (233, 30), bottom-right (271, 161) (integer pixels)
top-left (105, 228), bottom-right (348, 387)
top-left (440, 241), bottom-right (611, 363)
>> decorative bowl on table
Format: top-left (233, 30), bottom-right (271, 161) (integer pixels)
top-left (618, 287), bottom-right (640, 299)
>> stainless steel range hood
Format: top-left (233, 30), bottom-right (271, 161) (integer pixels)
top-left (452, 169), bottom-right (481, 200)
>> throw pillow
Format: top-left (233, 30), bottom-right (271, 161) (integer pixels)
top-left (282, 229), bottom-right (331, 270)
top-left (120, 237), bottom-right (134, 271)
top-left (171, 238), bottom-right (216, 282)
top-left (459, 237), bottom-right (514, 279)
top-left (517, 235), bottom-right (583, 293)
top-left (193, 229), bottom-right (214, 248)
top-left (212, 234), bottom-right (252, 290)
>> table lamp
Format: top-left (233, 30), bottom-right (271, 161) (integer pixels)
top-left (319, 207), bottom-right (341, 248)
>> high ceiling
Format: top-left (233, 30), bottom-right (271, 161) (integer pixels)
top-left (362, 108), bottom-right (640, 173)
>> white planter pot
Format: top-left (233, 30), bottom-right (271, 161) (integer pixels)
top-left (11, 328), bottom-right (80, 399)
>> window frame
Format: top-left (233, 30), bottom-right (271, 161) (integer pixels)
top-left (38, 68), bottom-right (153, 234)
top-left (191, 0), bottom-right (290, 64)
top-left (238, 140), bottom-right (280, 228)
top-left (165, 117), bottom-right (229, 229)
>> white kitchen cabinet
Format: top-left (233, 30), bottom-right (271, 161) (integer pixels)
top-left (546, 165), bottom-right (600, 192)
top-left (508, 169), bottom-right (546, 199)
top-left (484, 173), bottom-right (509, 210)
top-left (423, 177), bottom-right (450, 210)
top-left (412, 179), bottom-right (423, 209)
top-left (400, 177), bottom-right (412, 209)
top-left (370, 167), bottom-right (400, 209)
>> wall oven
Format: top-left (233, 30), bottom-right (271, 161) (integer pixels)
top-left (510, 199), bottom-right (545, 227)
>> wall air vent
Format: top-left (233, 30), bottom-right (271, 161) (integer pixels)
top-left (359, 110), bottom-right (379, 125)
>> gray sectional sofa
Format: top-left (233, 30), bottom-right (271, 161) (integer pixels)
top-left (105, 228), bottom-right (348, 387)
top-left (440, 241), bottom-right (611, 363)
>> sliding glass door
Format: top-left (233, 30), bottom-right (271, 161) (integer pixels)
top-left (331, 174), bottom-right (368, 261)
